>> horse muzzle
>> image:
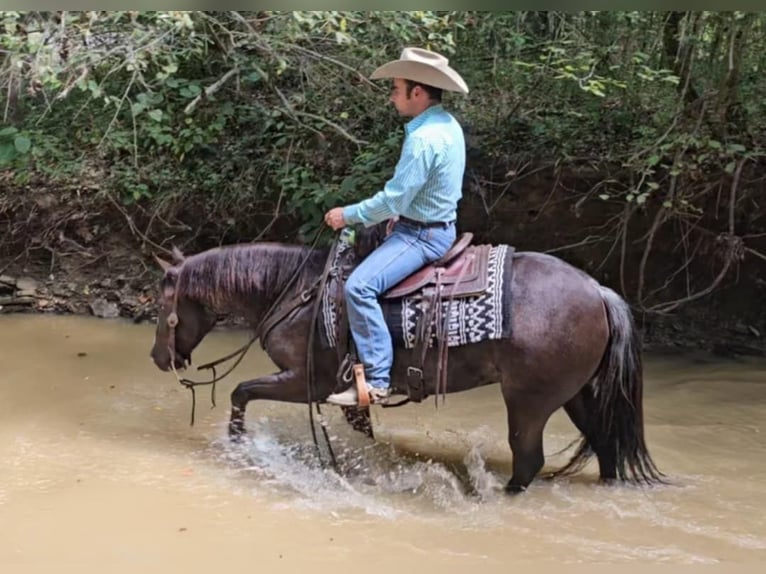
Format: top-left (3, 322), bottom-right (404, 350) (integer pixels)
top-left (151, 347), bottom-right (190, 372)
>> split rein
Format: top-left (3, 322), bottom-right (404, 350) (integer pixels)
top-left (162, 227), bottom-right (341, 470)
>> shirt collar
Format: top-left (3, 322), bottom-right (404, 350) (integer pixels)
top-left (405, 104), bottom-right (443, 135)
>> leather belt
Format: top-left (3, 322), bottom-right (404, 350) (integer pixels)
top-left (399, 216), bottom-right (455, 229)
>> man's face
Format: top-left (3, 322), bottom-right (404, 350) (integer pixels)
top-left (389, 78), bottom-right (418, 117)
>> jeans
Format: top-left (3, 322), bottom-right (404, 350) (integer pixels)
top-left (344, 220), bottom-right (456, 390)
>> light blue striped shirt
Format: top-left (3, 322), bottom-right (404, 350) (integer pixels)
top-left (343, 104), bottom-right (465, 227)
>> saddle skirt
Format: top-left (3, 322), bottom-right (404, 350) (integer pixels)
top-left (384, 243), bottom-right (491, 300)
top-left (319, 242), bottom-right (515, 350)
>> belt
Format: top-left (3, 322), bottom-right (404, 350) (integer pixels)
top-left (399, 216), bottom-right (455, 229)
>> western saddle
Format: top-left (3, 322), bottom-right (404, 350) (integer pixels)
top-left (383, 232), bottom-right (490, 300)
top-left (338, 231), bottom-right (494, 408)
top-left (386, 232), bottom-right (492, 404)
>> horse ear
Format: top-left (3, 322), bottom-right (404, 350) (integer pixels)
top-left (154, 255), bottom-right (173, 272)
top-left (171, 246), bottom-right (185, 264)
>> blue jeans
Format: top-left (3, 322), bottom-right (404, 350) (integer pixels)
top-left (344, 220), bottom-right (456, 390)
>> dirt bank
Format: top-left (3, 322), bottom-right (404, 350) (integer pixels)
top-left (1, 178), bottom-right (764, 358)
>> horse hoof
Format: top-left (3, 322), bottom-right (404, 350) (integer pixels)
top-left (228, 422), bottom-right (246, 441)
top-left (504, 483), bottom-right (527, 495)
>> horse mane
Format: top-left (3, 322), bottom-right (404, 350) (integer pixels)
top-left (176, 242), bottom-right (327, 310)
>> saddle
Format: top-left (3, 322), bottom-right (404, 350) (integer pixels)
top-left (331, 231), bottom-right (494, 407)
top-left (384, 233), bottom-right (491, 300)
top-left (380, 233), bottom-right (492, 405)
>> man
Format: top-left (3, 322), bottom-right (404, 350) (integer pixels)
top-left (324, 47), bottom-right (469, 407)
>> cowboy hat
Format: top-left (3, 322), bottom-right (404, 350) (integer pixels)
top-left (370, 47), bottom-right (469, 94)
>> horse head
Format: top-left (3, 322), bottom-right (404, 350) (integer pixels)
top-left (150, 249), bottom-right (217, 371)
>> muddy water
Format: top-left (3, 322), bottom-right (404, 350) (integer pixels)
top-left (1, 315), bottom-right (765, 570)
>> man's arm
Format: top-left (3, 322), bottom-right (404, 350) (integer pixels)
top-left (342, 136), bottom-right (433, 227)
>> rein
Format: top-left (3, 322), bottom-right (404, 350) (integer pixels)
top-left (304, 230), bottom-right (347, 471)
top-left (164, 228), bottom-right (325, 425)
top-left (162, 226), bottom-right (342, 472)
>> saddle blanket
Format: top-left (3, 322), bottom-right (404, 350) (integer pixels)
top-left (318, 244), bottom-right (514, 350)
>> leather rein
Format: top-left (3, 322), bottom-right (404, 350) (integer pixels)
top-left (160, 228), bottom-right (341, 471)
top-left (164, 278), bottom-right (320, 425)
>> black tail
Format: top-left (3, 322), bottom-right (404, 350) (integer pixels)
top-left (556, 286), bottom-right (663, 484)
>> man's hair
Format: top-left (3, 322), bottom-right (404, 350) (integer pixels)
top-left (404, 80), bottom-right (443, 102)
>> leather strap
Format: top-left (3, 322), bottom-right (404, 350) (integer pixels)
top-left (354, 363), bottom-right (370, 408)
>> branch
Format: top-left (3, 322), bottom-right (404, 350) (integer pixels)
top-left (619, 203), bottom-right (632, 296)
top-left (645, 255), bottom-right (733, 314)
top-left (292, 109), bottom-right (369, 146)
top-left (184, 67), bottom-right (239, 115)
top-left (287, 44), bottom-right (378, 89)
top-left (253, 142), bottom-right (293, 242)
top-left (645, 234), bottom-right (744, 314)
top-left (274, 85), bottom-right (367, 146)
top-left (745, 247), bottom-right (766, 263)
top-left (97, 69), bottom-right (136, 149)
top-left (636, 206), bottom-right (667, 305)
top-left (543, 235), bottom-right (607, 255)
top-left (728, 158), bottom-right (745, 235)
top-left (103, 191), bottom-right (172, 255)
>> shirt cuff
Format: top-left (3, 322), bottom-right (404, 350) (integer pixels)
top-left (342, 204), bottom-right (363, 226)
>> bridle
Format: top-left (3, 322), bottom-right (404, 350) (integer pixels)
top-left (156, 226), bottom-right (339, 469)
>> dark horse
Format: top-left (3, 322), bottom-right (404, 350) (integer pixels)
top-left (150, 235), bottom-right (662, 493)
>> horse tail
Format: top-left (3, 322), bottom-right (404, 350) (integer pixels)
top-left (553, 285), bottom-right (663, 484)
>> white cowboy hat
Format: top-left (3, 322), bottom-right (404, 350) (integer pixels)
top-left (370, 47), bottom-right (469, 94)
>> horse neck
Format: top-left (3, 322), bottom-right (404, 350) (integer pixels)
top-left (178, 243), bottom-right (322, 322)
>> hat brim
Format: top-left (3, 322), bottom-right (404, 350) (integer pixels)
top-left (370, 61), bottom-right (469, 94)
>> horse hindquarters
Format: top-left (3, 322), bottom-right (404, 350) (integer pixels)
top-left (561, 286), bottom-right (663, 484)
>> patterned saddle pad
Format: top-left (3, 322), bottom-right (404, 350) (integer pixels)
top-left (318, 244), bottom-right (514, 350)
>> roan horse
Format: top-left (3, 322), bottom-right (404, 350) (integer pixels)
top-left (150, 231), bottom-right (662, 493)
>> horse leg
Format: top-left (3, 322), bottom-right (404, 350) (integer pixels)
top-left (340, 406), bottom-right (374, 439)
top-left (503, 397), bottom-right (548, 494)
top-left (228, 370), bottom-right (305, 438)
top-left (563, 388), bottom-right (617, 482)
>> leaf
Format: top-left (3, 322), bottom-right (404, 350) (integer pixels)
top-left (707, 139), bottom-right (721, 149)
top-left (726, 143), bottom-right (746, 153)
top-left (725, 161), bottom-right (736, 174)
top-left (148, 109), bottom-right (163, 122)
top-left (598, 194), bottom-right (610, 200)
top-left (0, 126), bottom-right (18, 137)
top-left (662, 200), bottom-right (673, 208)
top-left (647, 182), bottom-right (660, 190)
top-left (14, 135), bottom-right (31, 154)
top-left (647, 155), bottom-right (660, 166)
top-left (0, 143), bottom-right (16, 164)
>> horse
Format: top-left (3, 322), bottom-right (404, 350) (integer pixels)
top-left (150, 231), bottom-right (663, 493)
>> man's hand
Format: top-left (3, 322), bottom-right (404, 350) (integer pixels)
top-left (324, 207), bottom-right (346, 231)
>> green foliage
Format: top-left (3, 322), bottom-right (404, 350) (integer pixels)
top-left (1, 10), bottom-right (765, 239)
top-left (0, 127), bottom-right (32, 167)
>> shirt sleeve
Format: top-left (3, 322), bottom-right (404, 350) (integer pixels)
top-left (343, 135), bottom-right (433, 227)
